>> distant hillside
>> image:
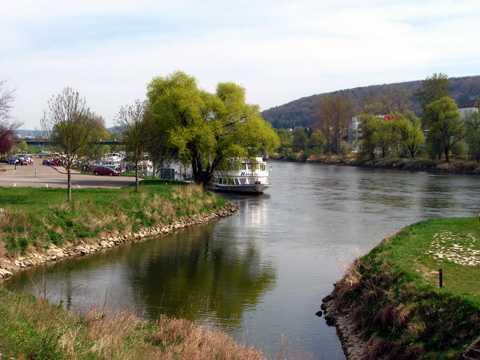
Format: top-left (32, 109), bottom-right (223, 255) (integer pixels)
top-left (262, 75), bottom-right (480, 129)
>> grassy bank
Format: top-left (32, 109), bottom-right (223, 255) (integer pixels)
top-left (323, 217), bottom-right (480, 359)
top-left (0, 181), bottom-right (225, 259)
top-left (0, 287), bottom-right (264, 360)
top-left (0, 182), bottom-right (272, 359)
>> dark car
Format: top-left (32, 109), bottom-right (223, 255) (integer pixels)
top-left (0, 157), bottom-right (7, 163)
top-left (92, 166), bottom-right (121, 176)
top-left (8, 158), bottom-right (18, 165)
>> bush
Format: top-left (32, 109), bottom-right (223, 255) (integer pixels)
top-left (285, 153), bottom-right (298, 161)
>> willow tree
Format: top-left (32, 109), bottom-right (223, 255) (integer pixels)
top-left (41, 87), bottom-right (103, 202)
top-left (392, 111), bottom-right (425, 159)
top-left (424, 97), bottom-right (464, 162)
top-left (146, 71), bottom-right (280, 186)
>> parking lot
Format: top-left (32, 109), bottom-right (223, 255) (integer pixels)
top-left (0, 156), bottom-right (137, 189)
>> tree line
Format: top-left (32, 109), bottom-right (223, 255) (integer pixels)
top-left (0, 71), bottom-right (280, 202)
top-left (274, 73), bottom-right (480, 164)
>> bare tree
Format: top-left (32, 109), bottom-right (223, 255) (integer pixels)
top-left (114, 99), bottom-right (147, 192)
top-left (0, 79), bottom-right (22, 139)
top-left (315, 93), bottom-right (354, 154)
top-left (41, 87), bottom-right (101, 202)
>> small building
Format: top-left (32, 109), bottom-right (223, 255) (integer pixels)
top-left (458, 97), bottom-right (479, 118)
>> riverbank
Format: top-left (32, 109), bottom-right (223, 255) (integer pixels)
top-left (272, 153), bottom-right (480, 175)
top-left (0, 182), bottom-right (277, 359)
top-left (321, 217), bottom-right (480, 359)
top-left (0, 286), bottom-right (265, 360)
top-left (0, 181), bottom-right (237, 278)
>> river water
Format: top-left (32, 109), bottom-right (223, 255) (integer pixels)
top-left (3, 161), bottom-right (480, 359)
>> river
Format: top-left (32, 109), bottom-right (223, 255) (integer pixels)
top-left (3, 161), bottom-right (480, 359)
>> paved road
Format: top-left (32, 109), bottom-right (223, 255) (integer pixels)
top-left (0, 156), bottom-right (137, 189)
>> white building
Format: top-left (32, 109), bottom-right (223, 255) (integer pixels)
top-left (458, 97), bottom-right (479, 118)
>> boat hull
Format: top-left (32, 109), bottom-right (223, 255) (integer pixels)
top-left (210, 183), bottom-right (270, 194)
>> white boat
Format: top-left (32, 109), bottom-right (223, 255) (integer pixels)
top-left (210, 157), bottom-right (271, 194)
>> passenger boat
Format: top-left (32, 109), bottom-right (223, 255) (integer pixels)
top-left (210, 157), bottom-right (271, 194)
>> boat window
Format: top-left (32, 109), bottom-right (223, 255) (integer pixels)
top-left (240, 178), bottom-right (246, 185)
top-left (234, 178), bottom-right (240, 185)
top-left (228, 178), bottom-right (234, 185)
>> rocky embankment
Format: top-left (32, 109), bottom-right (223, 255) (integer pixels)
top-left (321, 291), bottom-right (368, 360)
top-left (0, 201), bottom-right (238, 279)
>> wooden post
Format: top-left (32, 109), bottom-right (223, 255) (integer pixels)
top-left (439, 268), bottom-right (443, 288)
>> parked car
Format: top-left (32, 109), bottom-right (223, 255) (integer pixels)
top-left (8, 158), bottom-right (18, 165)
top-left (92, 166), bottom-right (121, 176)
top-left (0, 157), bottom-right (7, 163)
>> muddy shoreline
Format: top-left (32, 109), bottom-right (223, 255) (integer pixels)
top-left (0, 201), bottom-right (238, 280)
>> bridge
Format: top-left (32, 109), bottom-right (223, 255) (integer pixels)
top-left (20, 139), bottom-right (124, 146)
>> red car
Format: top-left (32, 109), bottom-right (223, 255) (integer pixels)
top-left (92, 166), bottom-right (121, 176)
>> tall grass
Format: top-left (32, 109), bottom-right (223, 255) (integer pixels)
top-left (0, 181), bottom-right (225, 258)
top-left (0, 288), bottom-right (266, 360)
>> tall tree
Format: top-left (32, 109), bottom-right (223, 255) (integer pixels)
top-left (359, 114), bottom-right (397, 158)
top-left (114, 100), bottom-right (147, 192)
top-left (315, 93), bottom-right (354, 155)
top-left (291, 126), bottom-right (308, 151)
top-left (146, 71), bottom-right (279, 186)
top-left (392, 111), bottom-right (425, 159)
top-left (416, 73), bottom-right (451, 115)
top-left (0, 79), bottom-right (22, 140)
top-left (465, 103), bottom-right (480, 162)
top-left (424, 97), bottom-right (465, 162)
top-left (275, 129), bottom-right (292, 156)
top-left (41, 87), bottom-right (102, 202)
top-left (359, 114), bottom-right (379, 159)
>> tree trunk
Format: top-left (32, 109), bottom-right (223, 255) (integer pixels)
top-left (67, 168), bottom-right (72, 202)
top-left (135, 161), bottom-right (139, 192)
top-left (444, 148), bottom-right (450, 163)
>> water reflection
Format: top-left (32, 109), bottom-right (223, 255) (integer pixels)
top-left (126, 224), bottom-right (276, 330)
top-left (3, 205), bottom-right (276, 334)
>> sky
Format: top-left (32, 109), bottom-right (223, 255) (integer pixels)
top-left (2, 0), bottom-right (480, 130)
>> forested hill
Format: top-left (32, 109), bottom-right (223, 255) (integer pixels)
top-left (261, 75), bottom-right (480, 129)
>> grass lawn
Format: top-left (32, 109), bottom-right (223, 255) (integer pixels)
top-left (381, 217), bottom-right (480, 302)
top-left (0, 181), bottom-right (225, 257)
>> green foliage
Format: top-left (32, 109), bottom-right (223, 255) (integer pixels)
top-left (416, 73), bottom-right (451, 114)
top-left (291, 126), bottom-right (308, 151)
top-left (424, 97), bottom-right (465, 162)
top-left (392, 111), bottom-right (425, 159)
top-left (359, 114), bottom-right (398, 158)
top-left (146, 71), bottom-right (280, 186)
top-left (308, 131), bottom-right (326, 154)
top-left (465, 109), bottom-right (480, 162)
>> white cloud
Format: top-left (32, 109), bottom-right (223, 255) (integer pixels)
top-left (2, 0), bottom-right (480, 129)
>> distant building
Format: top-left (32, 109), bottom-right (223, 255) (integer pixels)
top-left (348, 116), bottom-right (362, 151)
top-left (458, 96), bottom-right (479, 118)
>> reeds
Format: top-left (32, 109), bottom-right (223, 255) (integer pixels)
top-left (0, 288), bottom-right (266, 360)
